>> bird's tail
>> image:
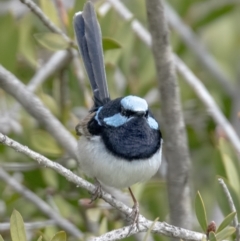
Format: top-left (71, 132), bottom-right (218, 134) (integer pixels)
top-left (73, 1), bottom-right (110, 108)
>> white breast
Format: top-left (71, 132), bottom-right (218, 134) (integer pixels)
top-left (77, 136), bottom-right (162, 188)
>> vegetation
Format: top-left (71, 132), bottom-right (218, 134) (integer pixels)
top-left (0, 0), bottom-right (240, 240)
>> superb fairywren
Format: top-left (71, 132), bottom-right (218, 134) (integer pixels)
top-left (74, 1), bottom-right (162, 225)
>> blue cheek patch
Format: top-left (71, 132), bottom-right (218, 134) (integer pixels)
top-left (94, 107), bottom-right (103, 125)
top-left (147, 117), bottom-right (159, 130)
top-left (103, 113), bottom-right (132, 127)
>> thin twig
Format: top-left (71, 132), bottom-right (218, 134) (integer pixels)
top-left (106, 0), bottom-right (240, 158)
top-left (19, 0), bottom-right (73, 45)
top-left (0, 167), bottom-right (82, 238)
top-left (71, 53), bottom-right (93, 109)
top-left (0, 162), bottom-right (39, 171)
top-left (19, 0), bottom-right (88, 103)
top-left (0, 65), bottom-right (77, 159)
top-left (28, 50), bottom-right (73, 92)
top-left (0, 132), bottom-right (204, 241)
top-left (0, 220), bottom-right (55, 232)
top-left (165, 3), bottom-right (235, 97)
top-left (218, 178), bottom-right (240, 241)
top-left (174, 56), bottom-right (240, 155)
top-left (106, 0), bottom-right (151, 47)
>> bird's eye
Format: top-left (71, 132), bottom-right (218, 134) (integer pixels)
top-left (121, 106), bottom-right (127, 116)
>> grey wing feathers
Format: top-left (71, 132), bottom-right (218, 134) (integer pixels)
top-left (73, 2), bottom-right (110, 107)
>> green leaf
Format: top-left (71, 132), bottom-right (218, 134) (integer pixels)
top-left (38, 92), bottom-right (60, 117)
top-left (143, 217), bottom-right (159, 241)
top-left (217, 212), bottom-right (236, 233)
top-left (195, 191), bottom-right (208, 232)
top-left (34, 33), bottom-right (69, 51)
top-left (39, 0), bottom-right (61, 27)
top-left (0, 235), bottom-right (5, 241)
top-left (0, 14), bottom-right (18, 71)
top-left (37, 236), bottom-right (42, 241)
top-left (216, 227), bottom-right (236, 241)
top-left (10, 210), bottom-right (27, 241)
top-left (51, 231), bottom-right (66, 241)
top-left (209, 231), bottom-right (217, 241)
top-left (18, 14), bottom-right (37, 67)
top-left (99, 217), bottom-right (108, 235)
top-left (102, 38), bottom-right (122, 51)
top-left (30, 130), bottom-right (63, 157)
top-left (219, 138), bottom-right (240, 197)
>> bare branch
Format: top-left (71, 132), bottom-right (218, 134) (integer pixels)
top-left (0, 220), bottom-right (55, 232)
top-left (106, 0), bottom-right (151, 47)
top-left (0, 132), bottom-right (204, 240)
top-left (174, 56), bottom-right (240, 155)
top-left (146, 0), bottom-right (192, 229)
top-left (0, 162), bottom-right (39, 171)
top-left (105, 0), bottom-right (240, 157)
top-left (218, 178), bottom-right (240, 240)
top-left (91, 221), bottom-right (203, 241)
top-left (0, 65), bottom-right (77, 159)
top-left (28, 50), bottom-right (73, 92)
top-left (19, 0), bottom-right (73, 45)
top-left (165, 3), bottom-right (235, 96)
top-left (0, 167), bottom-right (82, 238)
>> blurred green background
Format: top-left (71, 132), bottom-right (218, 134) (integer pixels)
top-left (0, 0), bottom-right (240, 240)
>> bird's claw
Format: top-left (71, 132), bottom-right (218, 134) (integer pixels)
top-left (127, 202), bottom-right (140, 235)
top-left (89, 179), bottom-right (102, 204)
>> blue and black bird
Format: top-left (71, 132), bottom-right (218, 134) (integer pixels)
top-left (73, 1), bottom-right (162, 224)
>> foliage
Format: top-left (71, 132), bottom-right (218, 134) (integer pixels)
top-left (0, 210), bottom-right (66, 241)
top-left (0, 0), bottom-right (240, 240)
top-left (195, 192), bottom-right (236, 240)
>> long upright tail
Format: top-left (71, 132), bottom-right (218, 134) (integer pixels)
top-left (73, 1), bottom-right (110, 108)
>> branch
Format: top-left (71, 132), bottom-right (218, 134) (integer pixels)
top-left (106, 0), bottom-right (240, 157)
top-left (0, 220), bottom-right (55, 232)
top-left (0, 132), bottom-right (204, 241)
top-left (174, 56), bottom-right (240, 155)
top-left (19, 0), bottom-right (91, 107)
top-left (92, 221), bottom-right (202, 241)
top-left (146, 0), bottom-right (192, 229)
top-left (0, 162), bottom-right (39, 171)
top-left (218, 178), bottom-right (240, 240)
top-left (0, 167), bottom-right (82, 238)
top-left (19, 0), bottom-right (73, 45)
top-left (0, 65), bottom-right (77, 159)
top-left (106, 0), bottom-right (151, 47)
top-left (28, 50), bottom-right (73, 92)
top-left (165, 3), bottom-right (235, 97)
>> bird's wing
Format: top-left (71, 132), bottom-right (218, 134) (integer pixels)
top-left (73, 1), bottom-right (110, 107)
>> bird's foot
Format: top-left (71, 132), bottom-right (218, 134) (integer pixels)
top-left (89, 178), bottom-right (102, 204)
top-left (127, 201), bottom-right (140, 235)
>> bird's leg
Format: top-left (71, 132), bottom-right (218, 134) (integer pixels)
top-left (89, 178), bottom-right (102, 204)
top-left (128, 187), bottom-right (140, 232)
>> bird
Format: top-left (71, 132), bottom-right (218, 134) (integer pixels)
top-left (73, 1), bottom-right (162, 227)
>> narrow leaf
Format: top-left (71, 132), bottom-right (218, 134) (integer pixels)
top-left (209, 231), bottom-right (217, 241)
top-left (10, 210), bottom-right (27, 241)
top-left (0, 235), bottom-right (5, 241)
top-left (51, 231), bottom-right (66, 241)
top-left (34, 33), bottom-right (69, 51)
top-left (30, 130), bottom-right (62, 157)
top-left (102, 38), bottom-right (122, 51)
top-left (37, 236), bottom-right (42, 241)
top-left (217, 212), bottom-right (236, 233)
top-left (143, 217), bottom-right (159, 241)
top-left (216, 227), bottom-right (236, 241)
top-left (219, 138), bottom-right (240, 197)
top-left (195, 191), bottom-right (208, 232)
top-left (39, 0), bottom-right (61, 27)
